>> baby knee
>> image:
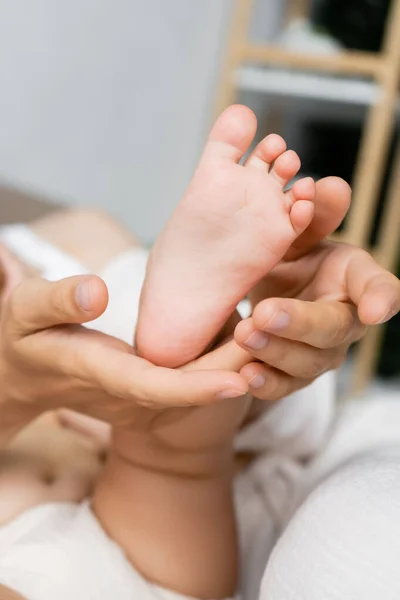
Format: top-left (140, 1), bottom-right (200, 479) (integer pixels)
top-left (259, 454), bottom-right (400, 600)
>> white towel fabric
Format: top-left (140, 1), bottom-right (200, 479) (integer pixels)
top-left (88, 247), bottom-right (149, 344)
top-left (0, 224), bottom-right (88, 281)
top-left (1, 225), bottom-right (400, 600)
top-left (0, 502), bottom-right (211, 600)
top-left (259, 395), bottom-right (400, 600)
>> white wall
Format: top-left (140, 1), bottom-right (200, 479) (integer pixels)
top-left (0, 0), bottom-right (231, 243)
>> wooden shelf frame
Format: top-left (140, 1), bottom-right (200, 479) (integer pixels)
top-left (216, 0), bottom-right (400, 394)
top-left (242, 45), bottom-right (386, 78)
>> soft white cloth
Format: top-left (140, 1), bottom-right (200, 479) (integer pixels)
top-left (0, 223), bottom-right (148, 345)
top-left (259, 395), bottom-right (400, 600)
top-left (234, 371), bottom-right (335, 600)
top-left (0, 224), bottom-right (88, 281)
top-left (88, 247), bottom-right (149, 344)
top-left (0, 502), bottom-right (207, 600)
top-left (2, 226), bottom-right (400, 600)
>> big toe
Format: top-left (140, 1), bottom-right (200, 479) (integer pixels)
top-left (316, 176), bottom-right (352, 218)
top-left (310, 176), bottom-right (352, 240)
top-left (202, 104), bottom-right (258, 164)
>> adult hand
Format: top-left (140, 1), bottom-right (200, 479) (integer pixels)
top-left (0, 274), bottom-right (249, 445)
top-left (0, 243), bottom-right (27, 304)
top-left (234, 177), bottom-right (400, 400)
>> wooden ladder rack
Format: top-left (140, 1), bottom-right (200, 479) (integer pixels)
top-left (216, 0), bottom-right (400, 394)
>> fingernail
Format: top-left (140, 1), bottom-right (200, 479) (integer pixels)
top-left (217, 389), bottom-right (246, 400)
top-left (244, 330), bottom-right (269, 350)
top-left (249, 374), bottom-right (266, 389)
top-left (75, 281), bottom-right (92, 311)
top-left (264, 311), bottom-right (290, 332)
top-left (378, 306), bottom-right (396, 324)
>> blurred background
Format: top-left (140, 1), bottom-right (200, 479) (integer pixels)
top-left (0, 0), bottom-right (400, 394)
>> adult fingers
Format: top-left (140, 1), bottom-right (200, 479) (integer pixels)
top-left (83, 343), bottom-right (249, 408)
top-left (20, 312), bottom-right (249, 410)
top-left (185, 336), bottom-right (251, 373)
top-left (239, 361), bottom-right (313, 402)
top-left (235, 318), bottom-right (346, 379)
top-left (6, 275), bottom-right (109, 337)
top-left (248, 298), bottom-right (365, 349)
top-left (344, 249), bottom-right (400, 325)
top-left (0, 242), bottom-right (25, 304)
top-left (287, 177), bottom-right (351, 260)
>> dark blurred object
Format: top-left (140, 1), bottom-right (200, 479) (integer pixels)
top-left (311, 0), bottom-right (392, 52)
top-left (300, 120), bottom-right (359, 184)
top-left (0, 185), bottom-right (54, 224)
top-left (299, 120), bottom-right (360, 233)
top-left (378, 245), bottom-right (400, 377)
top-left (300, 120), bottom-right (398, 243)
top-left (378, 313), bottom-right (400, 376)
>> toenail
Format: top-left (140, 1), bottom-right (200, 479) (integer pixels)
top-left (244, 331), bottom-right (269, 351)
top-left (249, 374), bottom-right (266, 390)
top-left (264, 311), bottom-right (290, 332)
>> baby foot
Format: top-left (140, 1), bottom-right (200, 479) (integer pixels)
top-left (136, 105), bottom-right (315, 367)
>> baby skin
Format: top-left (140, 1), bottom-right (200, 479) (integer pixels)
top-left (95, 107), bottom-right (315, 597)
top-left (136, 104), bottom-right (315, 367)
top-left (93, 336), bottom-right (251, 600)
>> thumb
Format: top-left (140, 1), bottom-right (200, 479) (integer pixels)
top-left (185, 336), bottom-right (251, 374)
top-left (287, 177), bottom-right (351, 259)
top-left (7, 275), bottom-right (109, 336)
top-left (0, 242), bottom-right (25, 304)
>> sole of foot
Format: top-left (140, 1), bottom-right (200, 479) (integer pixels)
top-left (136, 105), bottom-right (315, 367)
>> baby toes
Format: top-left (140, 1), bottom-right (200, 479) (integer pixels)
top-left (245, 133), bottom-right (287, 171)
top-left (287, 177), bottom-right (316, 235)
top-left (269, 150), bottom-right (301, 187)
top-left (286, 176), bottom-right (316, 207)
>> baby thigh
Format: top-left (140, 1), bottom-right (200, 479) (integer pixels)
top-left (259, 451), bottom-right (400, 600)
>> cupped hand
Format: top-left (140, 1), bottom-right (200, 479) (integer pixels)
top-left (0, 274), bottom-right (249, 445)
top-left (235, 177), bottom-right (400, 401)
